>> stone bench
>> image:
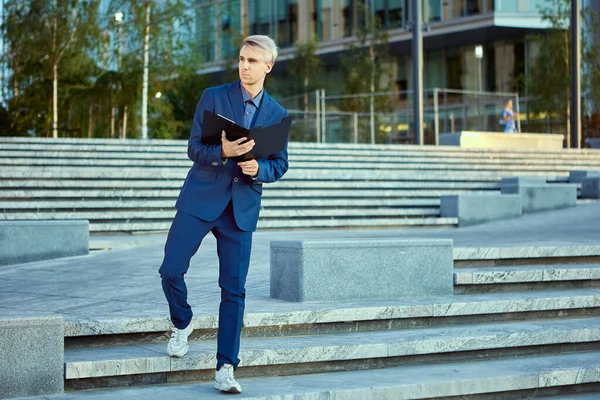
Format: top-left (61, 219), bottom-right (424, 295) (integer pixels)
top-left (439, 131), bottom-right (565, 151)
top-left (270, 239), bottom-right (454, 302)
top-left (501, 177), bottom-right (577, 214)
top-left (569, 170), bottom-right (600, 199)
top-left (582, 177), bottom-right (599, 199)
top-left (440, 193), bottom-right (521, 227)
top-left (0, 220), bottom-right (89, 266)
top-left (0, 311), bottom-right (64, 398)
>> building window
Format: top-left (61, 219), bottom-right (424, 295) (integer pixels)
top-left (196, 1), bottom-right (216, 62)
top-left (281, 0), bottom-right (298, 46)
top-left (249, 0), bottom-right (271, 35)
top-left (386, 0), bottom-right (404, 28)
top-left (221, 0), bottom-right (241, 59)
top-left (342, 0), bottom-right (353, 37)
top-left (425, 0), bottom-right (441, 22)
top-left (446, 48), bottom-right (463, 90)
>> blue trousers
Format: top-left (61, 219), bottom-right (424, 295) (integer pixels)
top-left (159, 202), bottom-right (253, 370)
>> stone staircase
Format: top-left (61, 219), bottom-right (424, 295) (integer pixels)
top-left (1, 137), bottom-right (599, 233)
top-left (53, 244), bottom-right (600, 399)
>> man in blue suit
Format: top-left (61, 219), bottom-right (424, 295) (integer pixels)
top-left (159, 35), bottom-right (288, 394)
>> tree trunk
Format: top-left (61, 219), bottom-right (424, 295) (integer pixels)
top-left (566, 100), bottom-right (571, 148)
top-left (141, 1), bottom-right (150, 140)
top-left (88, 103), bottom-right (93, 138)
top-left (122, 105), bottom-right (128, 139)
top-left (303, 76), bottom-right (309, 139)
top-left (369, 45), bottom-right (375, 144)
top-left (67, 100), bottom-right (72, 136)
top-left (52, 0), bottom-right (58, 139)
top-left (565, 30), bottom-right (571, 148)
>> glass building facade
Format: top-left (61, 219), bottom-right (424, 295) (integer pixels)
top-left (197, 0), bottom-right (552, 68)
top-left (187, 0), bottom-right (599, 140)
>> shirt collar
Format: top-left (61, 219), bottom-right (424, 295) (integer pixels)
top-left (240, 83), bottom-right (264, 108)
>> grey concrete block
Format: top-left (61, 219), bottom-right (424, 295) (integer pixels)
top-left (0, 311), bottom-right (64, 398)
top-left (0, 220), bottom-right (89, 266)
top-left (582, 177), bottom-right (600, 199)
top-left (440, 194), bottom-right (521, 227)
top-left (500, 178), bottom-right (577, 214)
top-left (569, 170), bottom-right (600, 183)
top-left (270, 239), bottom-right (454, 302)
top-left (501, 184), bottom-right (577, 214)
top-left (586, 138), bottom-right (600, 148)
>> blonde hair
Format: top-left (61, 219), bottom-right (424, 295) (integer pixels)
top-left (241, 35), bottom-right (278, 64)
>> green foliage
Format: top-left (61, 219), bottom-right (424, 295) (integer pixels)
top-left (287, 36), bottom-right (322, 94)
top-left (1, 0), bottom-right (217, 139)
top-left (527, 0), bottom-right (600, 139)
top-left (527, 0), bottom-right (571, 119)
top-left (2, 0), bottom-right (101, 136)
top-left (339, 4), bottom-right (392, 114)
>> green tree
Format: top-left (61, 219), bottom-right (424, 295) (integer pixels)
top-left (339, 4), bottom-right (392, 143)
top-left (2, 0), bottom-right (101, 137)
top-left (527, 0), bottom-right (600, 143)
top-left (107, 0), bottom-right (196, 139)
top-left (288, 36), bottom-right (322, 96)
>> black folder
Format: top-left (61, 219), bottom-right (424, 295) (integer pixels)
top-left (201, 110), bottom-right (292, 162)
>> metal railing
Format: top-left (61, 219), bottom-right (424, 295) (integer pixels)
top-left (281, 88), bottom-right (522, 145)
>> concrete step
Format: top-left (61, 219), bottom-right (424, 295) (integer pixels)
top-left (455, 264), bottom-right (600, 294)
top-left (0, 156), bottom-right (595, 172)
top-left (3, 154), bottom-right (600, 170)
top-left (454, 245), bottom-right (600, 267)
top-left (3, 150), bottom-right (600, 166)
top-left (0, 207), bottom-right (442, 221)
top-left (0, 198), bottom-right (442, 210)
top-left (63, 289), bottom-right (600, 340)
top-left (0, 188), bottom-right (493, 199)
top-left (1, 137), bottom-right (599, 158)
top-left (63, 317), bottom-right (600, 381)
top-left (26, 351), bottom-right (600, 399)
top-left (0, 179), bottom-right (501, 190)
top-left (87, 217), bottom-right (458, 232)
top-left (0, 166), bottom-right (566, 181)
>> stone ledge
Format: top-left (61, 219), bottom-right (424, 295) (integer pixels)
top-left (454, 245), bottom-right (600, 261)
top-left (63, 290), bottom-right (600, 337)
top-left (455, 265), bottom-right (600, 285)
top-left (64, 317), bottom-right (600, 379)
top-left (0, 220), bottom-right (89, 266)
top-left (21, 352), bottom-right (600, 399)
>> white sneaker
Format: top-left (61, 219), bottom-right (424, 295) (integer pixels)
top-left (166, 323), bottom-right (193, 357)
top-left (214, 364), bottom-right (242, 394)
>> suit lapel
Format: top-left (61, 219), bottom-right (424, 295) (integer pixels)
top-left (251, 92), bottom-right (273, 129)
top-left (227, 81), bottom-right (244, 125)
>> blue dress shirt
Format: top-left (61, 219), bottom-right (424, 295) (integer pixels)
top-left (241, 84), bottom-right (264, 129)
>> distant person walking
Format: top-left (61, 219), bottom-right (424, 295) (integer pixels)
top-left (500, 99), bottom-right (517, 133)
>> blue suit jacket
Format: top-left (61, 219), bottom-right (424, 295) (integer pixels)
top-left (175, 81), bottom-right (289, 231)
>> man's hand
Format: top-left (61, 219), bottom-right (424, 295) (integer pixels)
top-left (221, 131), bottom-right (255, 158)
top-left (238, 160), bottom-right (259, 177)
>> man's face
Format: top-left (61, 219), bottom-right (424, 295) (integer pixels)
top-left (238, 45), bottom-right (272, 87)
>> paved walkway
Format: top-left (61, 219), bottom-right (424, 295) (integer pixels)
top-left (1, 202), bottom-right (599, 324)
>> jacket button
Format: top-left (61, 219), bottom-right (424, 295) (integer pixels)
top-left (234, 177), bottom-right (239, 183)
